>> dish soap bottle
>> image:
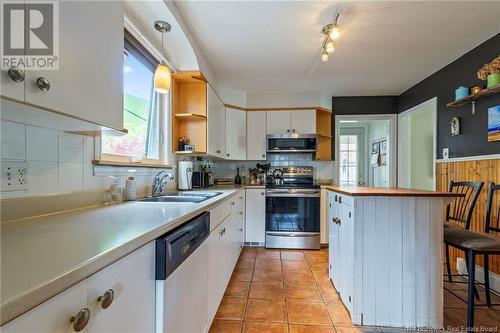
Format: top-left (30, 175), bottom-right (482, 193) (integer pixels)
top-left (235, 167), bottom-right (242, 185)
top-left (125, 170), bottom-right (137, 201)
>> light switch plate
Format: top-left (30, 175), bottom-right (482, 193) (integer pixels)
top-left (442, 148), bottom-right (449, 160)
top-left (1, 162), bottom-right (29, 191)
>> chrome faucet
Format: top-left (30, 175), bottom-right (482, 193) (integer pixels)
top-left (152, 171), bottom-right (174, 197)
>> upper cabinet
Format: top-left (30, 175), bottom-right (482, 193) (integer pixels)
top-left (266, 111), bottom-right (291, 134)
top-left (2, 1), bottom-right (125, 131)
top-left (207, 85), bottom-right (226, 158)
top-left (246, 112), bottom-right (267, 160)
top-left (266, 110), bottom-right (316, 135)
top-left (225, 108), bottom-right (246, 160)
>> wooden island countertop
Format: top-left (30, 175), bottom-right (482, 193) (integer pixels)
top-left (324, 186), bottom-right (464, 197)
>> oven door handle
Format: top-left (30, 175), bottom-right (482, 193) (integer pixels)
top-left (265, 190), bottom-right (320, 198)
top-left (266, 232), bottom-right (320, 237)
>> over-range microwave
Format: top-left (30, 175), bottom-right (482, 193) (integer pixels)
top-left (266, 134), bottom-right (317, 153)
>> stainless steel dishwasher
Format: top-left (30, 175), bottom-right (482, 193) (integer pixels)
top-left (155, 212), bottom-right (210, 333)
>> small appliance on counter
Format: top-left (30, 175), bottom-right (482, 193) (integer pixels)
top-left (178, 160), bottom-right (193, 190)
top-left (192, 171), bottom-right (210, 189)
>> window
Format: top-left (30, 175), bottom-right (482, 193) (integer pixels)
top-left (101, 30), bottom-right (163, 162)
top-left (339, 134), bottom-right (358, 186)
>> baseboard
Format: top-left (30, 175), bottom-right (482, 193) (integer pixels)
top-left (456, 257), bottom-right (500, 294)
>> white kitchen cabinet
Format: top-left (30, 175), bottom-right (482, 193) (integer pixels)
top-left (86, 242), bottom-right (155, 333)
top-left (207, 85), bottom-right (226, 158)
top-left (328, 192), bottom-right (339, 285)
top-left (24, 1), bottom-right (124, 130)
top-left (2, 242), bottom-right (155, 333)
top-left (320, 189), bottom-right (329, 244)
top-left (266, 110), bottom-right (316, 135)
top-left (338, 197), bottom-right (354, 315)
top-left (246, 112), bottom-right (267, 160)
top-left (1, 67), bottom-right (25, 101)
top-left (2, 281), bottom-right (88, 333)
top-left (245, 188), bottom-right (266, 244)
top-left (266, 111), bottom-right (290, 134)
top-left (291, 110), bottom-right (316, 134)
top-left (225, 108), bottom-right (246, 160)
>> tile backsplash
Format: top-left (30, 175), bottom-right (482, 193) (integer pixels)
top-left (1, 120), bottom-right (173, 199)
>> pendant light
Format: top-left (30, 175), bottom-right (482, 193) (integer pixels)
top-left (154, 20), bottom-right (171, 94)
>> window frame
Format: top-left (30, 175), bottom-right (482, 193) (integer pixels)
top-left (97, 28), bottom-right (169, 166)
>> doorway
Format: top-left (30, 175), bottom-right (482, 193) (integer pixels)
top-left (398, 97), bottom-right (437, 190)
top-left (335, 115), bottom-right (397, 187)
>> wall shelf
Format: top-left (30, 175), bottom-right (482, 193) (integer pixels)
top-left (173, 150), bottom-right (207, 155)
top-left (447, 84), bottom-right (500, 107)
top-left (174, 113), bottom-right (207, 120)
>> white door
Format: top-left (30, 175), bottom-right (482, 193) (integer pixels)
top-left (398, 98), bottom-right (437, 190)
top-left (1, 281), bottom-right (88, 333)
top-left (266, 111), bottom-right (291, 134)
top-left (86, 242), bottom-right (155, 333)
top-left (226, 108), bottom-right (246, 160)
top-left (338, 128), bottom-right (365, 186)
top-left (247, 112), bottom-right (267, 160)
top-left (207, 85), bottom-right (226, 158)
top-left (24, 1), bottom-right (124, 129)
top-left (245, 188), bottom-right (266, 243)
top-left (291, 111), bottom-right (316, 134)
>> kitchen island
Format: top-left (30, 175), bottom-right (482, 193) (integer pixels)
top-left (325, 186), bottom-right (462, 329)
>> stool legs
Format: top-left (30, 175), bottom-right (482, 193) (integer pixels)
top-left (484, 254), bottom-right (492, 306)
top-left (446, 244), bottom-right (452, 282)
top-left (466, 250), bottom-right (476, 333)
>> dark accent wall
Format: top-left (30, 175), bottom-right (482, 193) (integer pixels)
top-left (398, 33), bottom-right (500, 158)
top-left (332, 96), bottom-right (399, 115)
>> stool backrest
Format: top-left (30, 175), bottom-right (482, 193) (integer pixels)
top-left (486, 183), bottom-right (500, 234)
top-left (446, 181), bottom-right (484, 230)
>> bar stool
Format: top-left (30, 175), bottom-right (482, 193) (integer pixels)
top-left (444, 181), bottom-right (484, 282)
top-left (444, 183), bottom-right (500, 332)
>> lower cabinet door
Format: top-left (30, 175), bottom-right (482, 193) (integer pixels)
top-left (245, 189), bottom-right (266, 243)
top-left (339, 202), bottom-right (355, 315)
top-left (207, 222), bottom-right (226, 324)
top-left (2, 281), bottom-right (88, 333)
top-left (86, 242), bottom-right (156, 333)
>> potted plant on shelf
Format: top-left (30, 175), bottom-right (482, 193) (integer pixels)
top-left (477, 55), bottom-right (500, 88)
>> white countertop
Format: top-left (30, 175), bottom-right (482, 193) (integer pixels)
top-left (1, 188), bottom-right (242, 325)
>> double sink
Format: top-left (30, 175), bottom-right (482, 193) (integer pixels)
top-left (140, 191), bottom-right (223, 203)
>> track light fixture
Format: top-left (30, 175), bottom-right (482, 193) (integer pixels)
top-left (321, 12), bottom-right (341, 62)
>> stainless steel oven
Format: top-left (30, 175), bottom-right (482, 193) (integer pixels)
top-left (265, 167), bottom-right (320, 249)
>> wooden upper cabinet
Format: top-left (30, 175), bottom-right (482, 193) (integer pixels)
top-left (247, 112), bottom-right (267, 160)
top-left (225, 108), bottom-right (246, 160)
top-left (23, 1), bottom-right (124, 130)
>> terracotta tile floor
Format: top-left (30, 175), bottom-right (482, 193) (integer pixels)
top-left (209, 247), bottom-right (500, 333)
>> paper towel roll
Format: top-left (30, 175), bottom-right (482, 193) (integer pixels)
top-left (178, 161), bottom-right (193, 190)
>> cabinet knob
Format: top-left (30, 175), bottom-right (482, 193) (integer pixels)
top-left (261, 192), bottom-right (264, 196)
top-left (216, 150), bottom-right (221, 154)
top-left (262, 154), bottom-right (266, 158)
top-left (231, 201), bottom-right (235, 206)
top-left (238, 228), bottom-right (243, 232)
top-left (7, 66), bottom-right (25, 82)
top-left (70, 308), bottom-right (90, 332)
top-left (227, 153), bottom-right (230, 157)
top-left (97, 289), bottom-right (114, 309)
top-left (35, 77), bottom-right (50, 91)
top-left (286, 129), bottom-right (291, 133)
top-left (292, 129), bottom-right (296, 133)
top-left (239, 211), bottom-right (243, 215)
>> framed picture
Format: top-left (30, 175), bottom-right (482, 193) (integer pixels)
top-left (488, 105), bottom-right (500, 142)
top-left (380, 140), bottom-right (387, 154)
top-left (371, 142), bottom-right (380, 154)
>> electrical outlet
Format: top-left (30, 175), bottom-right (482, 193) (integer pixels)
top-left (442, 148), bottom-right (449, 160)
top-left (1, 162), bottom-right (29, 191)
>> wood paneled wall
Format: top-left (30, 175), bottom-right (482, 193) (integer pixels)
top-left (436, 158), bottom-right (500, 274)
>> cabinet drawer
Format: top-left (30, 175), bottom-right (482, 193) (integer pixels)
top-left (210, 200), bottom-right (232, 231)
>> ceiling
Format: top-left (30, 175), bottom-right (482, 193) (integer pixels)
top-left (173, 1), bottom-right (499, 96)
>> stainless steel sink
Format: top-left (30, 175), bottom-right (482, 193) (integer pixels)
top-left (139, 191), bottom-right (222, 203)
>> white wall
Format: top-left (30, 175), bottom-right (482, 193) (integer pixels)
top-left (410, 106), bottom-right (434, 190)
top-left (246, 91), bottom-right (321, 108)
top-left (0, 119), bottom-right (174, 199)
